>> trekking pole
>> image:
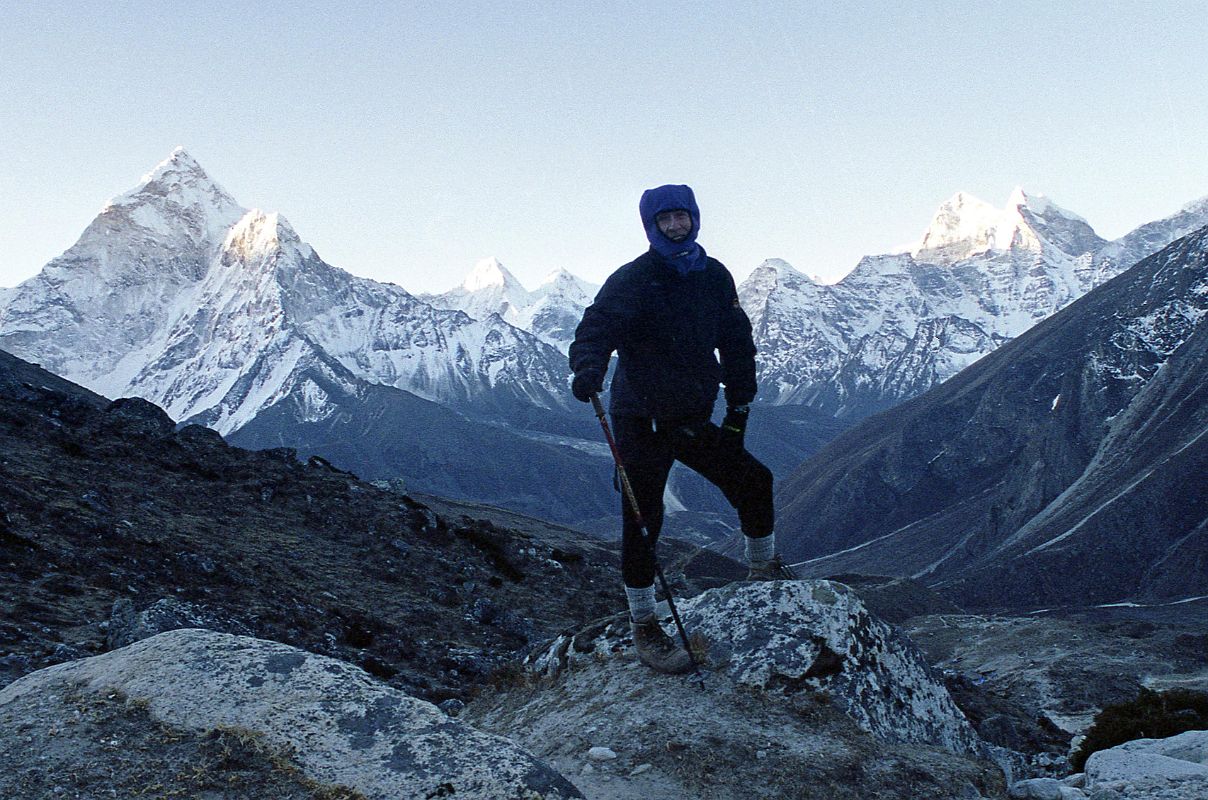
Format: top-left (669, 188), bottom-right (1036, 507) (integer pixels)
top-left (589, 394), bottom-right (705, 685)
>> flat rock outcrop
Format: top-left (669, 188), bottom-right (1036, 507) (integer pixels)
top-left (1084, 729), bottom-right (1208, 798)
top-left (0, 628), bottom-right (582, 799)
top-left (466, 581), bottom-right (1005, 800)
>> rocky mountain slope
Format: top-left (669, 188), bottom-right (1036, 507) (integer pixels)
top-left (742, 190), bottom-right (1208, 419)
top-left (220, 359), bottom-right (616, 524)
top-left (0, 347), bottom-right (623, 701)
top-left (776, 224), bottom-right (1208, 611)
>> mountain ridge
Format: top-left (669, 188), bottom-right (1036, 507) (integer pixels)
top-left (3, 151), bottom-right (1206, 534)
top-left (0, 150), bottom-right (576, 435)
top-left (741, 187), bottom-right (1208, 417)
top-left (776, 223), bottom-right (1208, 611)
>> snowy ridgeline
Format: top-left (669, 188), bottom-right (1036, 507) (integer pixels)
top-left (740, 190), bottom-right (1208, 413)
top-left (3, 148), bottom-right (1207, 442)
top-left (0, 149), bottom-right (577, 435)
top-left (420, 256), bottom-right (599, 354)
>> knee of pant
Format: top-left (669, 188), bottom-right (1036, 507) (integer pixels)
top-left (746, 460), bottom-right (773, 494)
top-left (623, 564), bottom-right (656, 589)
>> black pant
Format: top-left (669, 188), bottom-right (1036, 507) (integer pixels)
top-left (613, 415), bottom-right (773, 588)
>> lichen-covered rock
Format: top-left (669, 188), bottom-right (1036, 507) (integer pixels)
top-left (0, 628), bottom-right (581, 799)
top-left (472, 581), bottom-right (1006, 800)
top-left (1103, 729), bottom-right (1208, 766)
top-left (689, 581), bottom-right (984, 755)
top-left (531, 580), bottom-right (984, 757)
top-left (1059, 730), bottom-right (1208, 800)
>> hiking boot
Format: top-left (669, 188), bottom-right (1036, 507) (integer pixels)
top-left (631, 616), bottom-right (693, 674)
top-left (745, 554), bottom-right (797, 581)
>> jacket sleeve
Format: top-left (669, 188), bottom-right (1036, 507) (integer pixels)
top-left (568, 268), bottom-right (637, 380)
top-left (716, 270), bottom-right (757, 407)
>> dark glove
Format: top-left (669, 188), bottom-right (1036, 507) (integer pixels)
top-left (720, 404), bottom-right (750, 450)
top-left (571, 370), bottom-right (603, 403)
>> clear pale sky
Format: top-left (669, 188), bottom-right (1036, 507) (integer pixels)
top-left (3, 1), bottom-right (1207, 294)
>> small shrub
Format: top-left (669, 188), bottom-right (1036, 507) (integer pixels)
top-left (1071, 687), bottom-right (1208, 771)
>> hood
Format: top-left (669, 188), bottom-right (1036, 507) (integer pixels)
top-left (639, 184), bottom-right (707, 274)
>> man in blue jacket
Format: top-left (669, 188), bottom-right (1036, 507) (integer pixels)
top-left (569, 184), bottom-right (795, 674)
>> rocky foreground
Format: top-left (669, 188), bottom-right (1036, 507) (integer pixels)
top-left (2, 346), bottom-right (1207, 798)
top-left (468, 580), bottom-right (1004, 799)
top-left (0, 628), bottom-right (581, 799)
top-left (1, 581), bottom-right (1008, 799)
top-left (2, 580), bottom-right (1205, 799)
top-left (0, 347), bottom-right (625, 703)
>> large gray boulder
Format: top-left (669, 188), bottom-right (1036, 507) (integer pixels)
top-left (0, 628), bottom-right (581, 799)
top-left (471, 581), bottom-right (1005, 800)
top-left (688, 579), bottom-right (985, 755)
top-left (1084, 730), bottom-right (1208, 799)
top-left (533, 580), bottom-right (983, 755)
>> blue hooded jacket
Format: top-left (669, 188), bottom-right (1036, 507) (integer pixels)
top-left (569, 184), bottom-right (757, 419)
top-left (638, 184), bottom-right (708, 275)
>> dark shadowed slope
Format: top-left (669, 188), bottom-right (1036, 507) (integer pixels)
top-left (0, 347), bottom-right (625, 700)
top-left (777, 226), bottom-right (1208, 611)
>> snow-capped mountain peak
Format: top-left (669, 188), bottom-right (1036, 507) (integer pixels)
top-left (0, 151), bottom-right (575, 434)
top-left (912, 188), bottom-right (1102, 265)
top-left (738, 259), bottom-right (831, 349)
top-left (108, 146), bottom-right (237, 211)
top-left (423, 261), bottom-right (600, 353)
top-left (426, 257), bottom-right (533, 327)
top-left (102, 146), bottom-right (245, 246)
top-left (761, 258), bottom-right (807, 277)
top-left (531, 268), bottom-right (596, 304)
top-left (912, 190), bottom-right (1026, 262)
top-left (744, 258), bottom-right (815, 297)
top-left (1007, 187), bottom-right (1088, 226)
top-left (462, 257), bottom-right (524, 293)
top-left (740, 187), bottom-right (1208, 414)
top-left (223, 211), bottom-right (313, 264)
top-left (1181, 194), bottom-right (1208, 215)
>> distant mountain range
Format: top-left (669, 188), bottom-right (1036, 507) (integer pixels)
top-left (2, 148), bottom-right (1205, 540)
top-left (421, 257), bottom-right (597, 354)
top-left (776, 223), bottom-right (1208, 611)
top-left (419, 186), bottom-right (1208, 422)
top-left (0, 149), bottom-right (612, 523)
top-left (0, 149), bottom-right (573, 429)
top-left (741, 188), bottom-right (1208, 418)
